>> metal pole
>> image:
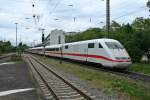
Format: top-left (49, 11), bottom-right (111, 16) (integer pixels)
top-left (41, 29), bottom-right (45, 58)
top-left (41, 29), bottom-right (45, 43)
top-left (106, 0), bottom-right (110, 38)
top-left (15, 23), bottom-right (18, 52)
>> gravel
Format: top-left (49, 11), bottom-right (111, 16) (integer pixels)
top-left (41, 59), bottom-right (124, 100)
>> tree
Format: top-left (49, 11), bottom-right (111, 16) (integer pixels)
top-left (147, 0), bottom-right (150, 12)
top-left (132, 17), bottom-right (150, 53)
top-left (132, 17), bottom-right (150, 31)
top-left (110, 20), bottom-right (121, 31)
top-left (0, 41), bottom-right (13, 54)
top-left (66, 28), bottom-right (105, 43)
top-left (18, 42), bottom-right (29, 52)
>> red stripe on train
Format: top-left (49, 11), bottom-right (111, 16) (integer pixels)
top-left (45, 51), bottom-right (131, 62)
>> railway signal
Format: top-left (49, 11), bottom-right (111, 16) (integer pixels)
top-left (39, 28), bottom-right (46, 58)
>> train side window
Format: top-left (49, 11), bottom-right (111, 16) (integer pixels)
top-left (99, 43), bottom-right (103, 48)
top-left (56, 48), bottom-right (59, 51)
top-left (50, 48), bottom-right (55, 51)
top-left (88, 43), bottom-right (94, 48)
top-left (47, 48), bottom-right (53, 51)
top-left (65, 45), bottom-right (68, 49)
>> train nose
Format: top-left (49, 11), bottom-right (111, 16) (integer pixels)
top-left (113, 56), bottom-right (132, 69)
top-left (113, 59), bottom-right (132, 69)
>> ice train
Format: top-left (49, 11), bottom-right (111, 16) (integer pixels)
top-left (28, 39), bottom-right (132, 69)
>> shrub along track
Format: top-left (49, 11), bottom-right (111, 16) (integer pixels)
top-left (24, 54), bottom-right (97, 100)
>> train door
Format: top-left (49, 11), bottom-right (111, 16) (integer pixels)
top-left (87, 43), bottom-right (95, 62)
top-left (60, 45), bottom-right (63, 58)
top-left (84, 48), bottom-right (88, 62)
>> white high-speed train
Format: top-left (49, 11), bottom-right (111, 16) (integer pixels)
top-left (28, 39), bottom-right (132, 69)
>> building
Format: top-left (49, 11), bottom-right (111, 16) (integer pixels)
top-left (44, 29), bottom-right (65, 46)
top-left (65, 31), bottom-right (78, 36)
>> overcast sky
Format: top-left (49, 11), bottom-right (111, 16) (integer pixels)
top-left (0, 0), bottom-right (149, 46)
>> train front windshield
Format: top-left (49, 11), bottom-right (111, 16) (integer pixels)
top-left (105, 42), bottom-right (124, 49)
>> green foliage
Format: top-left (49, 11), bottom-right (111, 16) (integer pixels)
top-left (129, 63), bottom-right (150, 75)
top-left (112, 79), bottom-right (150, 99)
top-left (0, 41), bottom-right (13, 54)
top-left (18, 42), bottom-right (29, 52)
top-left (66, 28), bottom-right (105, 42)
top-left (0, 41), bottom-right (28, 55)
top-left (147, 0), bottom-right (150, 12)
top-left (66, 18), bottom-right (150, 62)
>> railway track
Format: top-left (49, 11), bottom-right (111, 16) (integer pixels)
top-left (24, 54), bottom-right (96, 100)
top-left (0, 54), bottom-right (10, 59)
top-left (63, 59), bottom-right (150, 83)
top-left (86, 65), bottom-right (150, 83)
top-left (81, 64), bottom-right (150, 83)
top-left (122, 71), bottom-right (150, 82)
top-left (29, 54), bottom-right (150, 83)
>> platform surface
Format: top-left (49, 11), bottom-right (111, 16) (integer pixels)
top-left (0, 61), bottom-right (44, 100)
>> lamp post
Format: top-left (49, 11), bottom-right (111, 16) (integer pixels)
top-left (15, 23), bottom-right (18, 53)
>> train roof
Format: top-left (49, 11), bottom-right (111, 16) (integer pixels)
top-left (46, 44), bottom-right (62, 48)
top-left (63, 38), bottom-right (119, 45)
top-left (30, 38), bottom-right (119, 49)
top-left (30, 46), bottom-right (43, 50)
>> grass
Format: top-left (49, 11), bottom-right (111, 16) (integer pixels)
top-left (129, 63), bottom-right (150, 75)
top-left (36, 55), bottom-right (150, 100)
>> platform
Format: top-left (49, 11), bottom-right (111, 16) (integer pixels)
top-left (0, 60), bottom-right (44, 100)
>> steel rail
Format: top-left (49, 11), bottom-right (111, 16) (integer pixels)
top-left (27, 54), bottom-right (94, 100)
top-left (27, 56), bottom-right (59, 100)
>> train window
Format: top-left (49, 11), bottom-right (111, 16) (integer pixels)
top-left (99, 43), bottom-right (103, 48)
top-left (52, 48), bottom-right (55, 51)
top-left (47, 48), bottom-right (53, 51)
top-left (105, 42), bottom-right (115, 49)
top-left (47, 48), bottom-right (55, 51)
top-left (65, 45), bottom-right (68, 49)
top-left (88, 43), bottom-right (94, 48)
top-left (56, 48), bottom-right (59, 51)
top-left (116, 43), bottom-right (124, 49)
top-left (105, 42), bottom-right (124, 49)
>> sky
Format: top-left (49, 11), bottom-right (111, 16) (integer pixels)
top-left (0, 0), bottom-right (149, 46)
